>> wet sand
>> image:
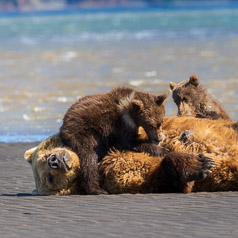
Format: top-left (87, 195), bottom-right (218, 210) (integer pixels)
top-left (1, 142), bottom-right (238, 238)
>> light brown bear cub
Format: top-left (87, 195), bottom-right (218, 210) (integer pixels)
top-left (25, 133), bottom-right (215, 195)
top-left (60, 86), bottom-right (168, 195)
top-left (170, 75), bottom-right (231, 120)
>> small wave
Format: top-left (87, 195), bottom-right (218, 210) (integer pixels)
top-left (144, 71), bottom-right (157, 77)
top-left (33, 107), bottom-right (46, 112)
top-left (57, 96), bottom-right (73, 103)
top-left (23, 114), bottom-right (31, 121)
top-left (129, 79), bottom-right (145, 86)
top-left (60, 51), bottom-right (77, 62)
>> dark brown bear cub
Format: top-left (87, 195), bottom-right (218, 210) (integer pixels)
top-left (170, 75), bottom-right (231, 120)
top-left (60, 86), bottom-right (168, 195)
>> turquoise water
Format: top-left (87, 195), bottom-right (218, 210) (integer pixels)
top-left (1, 4), bottom-right (238, 142)
top-left (1, 7), bottom-right (238, 49)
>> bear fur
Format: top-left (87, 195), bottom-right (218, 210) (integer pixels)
top-left (161, 116), bottom-right (238, 155)
top-left (60, 86), bottom-right (168, 194)
top-left (25, 133), bottom-right (215, 195)
top-left (170, 75), bottom-right (231, 120)
top-left (25, 116), bottom-right (238, 195)
top-left (24, 134), bottom-right (81, 195)
top-left (160, 116), bottom-right (238, 192)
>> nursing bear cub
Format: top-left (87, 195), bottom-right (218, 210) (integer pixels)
top-left (170, 75), bottom-right (231, 120)
top-left (25, 117), bottom-right (238, 195)
top-left (60, 86), bottom-right (168, 195)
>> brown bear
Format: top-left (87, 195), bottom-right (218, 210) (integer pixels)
top-left (60, 86), bottom-right (168, 195)
top-left (25, 117), bottom-right (238, 195)
top-left (103, 116), bottom-right (238, 193)
top-left (169, 75), bottom-right (231, 120)
top-left (25, 133), bottom-right (215, 195)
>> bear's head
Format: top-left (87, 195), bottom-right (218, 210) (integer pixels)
top-left (119, 91), bottom-right (168, 144)
top-left (170, 75), bottom-right (210, 117)
top-left (24, 134), bottom-right (80, 195)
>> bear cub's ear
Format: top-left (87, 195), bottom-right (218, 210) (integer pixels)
top-left (156, 93), bottom-right (168, 106)
top-left (169, 82), bottom-right (177, 91)
top-left (131, 99), bottom-right (144, 112)
top-left (24, 147), bottom-right (37, 164)
top-left (189, 75), bottom-right (199, 87)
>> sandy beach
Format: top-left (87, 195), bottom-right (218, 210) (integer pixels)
top-left (0, 142), bottom-right (238, 238)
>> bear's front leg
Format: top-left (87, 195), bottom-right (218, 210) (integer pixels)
top-left (80, 152), bottom-right (109, 195)
top-left (161, 152), bottom-right (216, 193)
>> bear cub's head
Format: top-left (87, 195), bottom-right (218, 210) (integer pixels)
top-left (118, 90), bottom-right (168, 144)
top-left (170, 75), bottom-right (230, 120)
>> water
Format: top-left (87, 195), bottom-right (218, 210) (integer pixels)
top-left (1, 4), bottom-right (238, 142)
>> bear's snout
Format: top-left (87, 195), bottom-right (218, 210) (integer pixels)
top-left (150, 136), bottom-right (163, 144)
top-left (150, 137), bottom-right (160, 144)
top-left (47, 154), bottom-right (61, 169)
top-left (149, 132), bottom-right (165, 144)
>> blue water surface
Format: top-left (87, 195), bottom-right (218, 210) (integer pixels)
top-left (0, 1), bottom-right (238, 142)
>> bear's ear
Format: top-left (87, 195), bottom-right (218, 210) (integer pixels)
top-left (24, 146), bottom-right (37, 164)
top-left (169, 82), bottom-right (177, 90)
top-left (156, 93), bottom-right (168, 106)
top-left (131, 99), bottom-right (144, 112)
top-left (189, 75), bottom-right (199, 87)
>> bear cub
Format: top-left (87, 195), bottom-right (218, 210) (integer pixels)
top-left (60, 86), bottom-right (168, 195)
top-left (170, 75), bottom-right (231, 120)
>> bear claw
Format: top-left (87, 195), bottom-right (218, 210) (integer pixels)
top-left (186, 154), bottom-right (216, 182)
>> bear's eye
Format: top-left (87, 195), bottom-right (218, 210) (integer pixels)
top-left (157, 122), bottom-right (162, 128)
top-left (149, 125), bottom-right (155, 130)
top-left (182, 97), bottom-right (188, 103)
top-left (47, 173), bottom-right (54, 184)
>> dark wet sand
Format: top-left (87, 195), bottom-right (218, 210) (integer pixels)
top-left (1, 142), bottom-right (238, 238)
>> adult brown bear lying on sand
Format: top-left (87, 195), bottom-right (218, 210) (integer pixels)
top-left (25, 116), bottom-right (238, 195)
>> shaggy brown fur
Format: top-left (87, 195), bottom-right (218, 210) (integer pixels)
top-left (25, 117), bottom-right (238, 195)
top-left (170, 75), bottom-right (231, 120)
top-left (24, 134), bottom-right (82, 195)
top-left (100, 151), bottom-right (214, 194)
top-left (25, 133), bottom-right (215, 195)
top-left (101, 116), bottom-right (238, 193)
top-left (161, 116), bottom-right (238, 155)
top-left (60, 86), bottom-right (168, 194)
top-left (160, 116), bottom-right (238, 192)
